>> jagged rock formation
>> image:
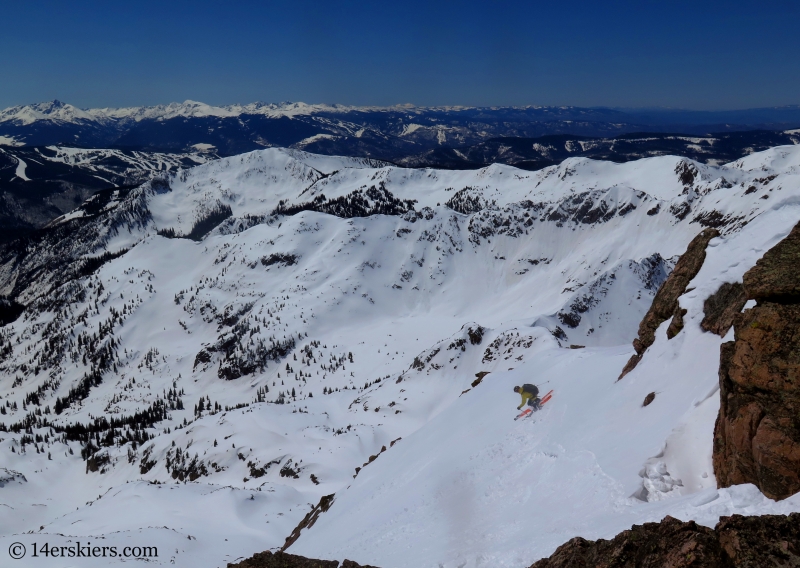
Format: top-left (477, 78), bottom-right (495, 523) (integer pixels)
top-left (701, 282), bottom-right (748, 336)
top-left (228, 551), bottom-right (377, 568)
top-left (619, 228), bottom-right (720, 379)
top-left (529, 513), bottom-right (800, 568)
top-left (282, 494), bottom-right (336, 551)
top-left (714, 221), bottom-right (800, 500)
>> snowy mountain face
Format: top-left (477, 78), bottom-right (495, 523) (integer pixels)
top-left (0, 145), bottom-right (217, 243)
top-left (0, 100), bottom-right (645, 152)
top-left (2, 134), bottom-right (799, 247)
top-left (1, 146), bottom-right (800, 567)
top-left (2, 100), bottom-right (798, 248)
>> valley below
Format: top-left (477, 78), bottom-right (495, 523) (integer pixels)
top-left (0, 143), bottom-right (799, 567)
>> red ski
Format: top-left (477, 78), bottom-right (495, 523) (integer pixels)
top-left (514, 390), bottom-right (553, 420)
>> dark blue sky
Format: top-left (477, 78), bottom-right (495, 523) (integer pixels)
top-left (3, 0), bottom-right (799, 110)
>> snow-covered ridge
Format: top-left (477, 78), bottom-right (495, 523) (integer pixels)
top-left (0, 100), bottom-right (484, 126)
top-left (0, 145), bottom-right (217, 239)
top-left (4, 100), bottom-right (800, 129)
top-left (1, 146), bottom-right (800, 567)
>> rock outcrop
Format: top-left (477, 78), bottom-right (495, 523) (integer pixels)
top-left (743, 223), bottom-right (800, 302)
top-left (529, 513), bottom-right (800, 568)
top-left (282, 494), bottom-right (336, 551)
top-left (701, 282), bottom-right (747, 336)
top-left (229, 551), bottom-right (339, 568)
top-left (713, 221), bottom-right (800, 500)
top-left (228, 551), bottom-right (378, 568)
top-left (619, 228), bottom-right (719, 379)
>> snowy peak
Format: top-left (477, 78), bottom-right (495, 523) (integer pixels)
top-left (0, 99), bottom-right (100, 125)
top-left (0, 100), bottom-right (407, 126)
top-left (95, 99), bottom-right (243, 121)
top-left (3, 99), bottom-right (800, 127)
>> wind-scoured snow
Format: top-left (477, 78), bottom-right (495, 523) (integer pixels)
top-left (1, 146), bottom-right (800, 567)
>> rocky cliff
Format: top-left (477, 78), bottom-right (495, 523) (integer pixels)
top-left (619, 228), bottom-right (720, 379)
top-left (701, 282), bottom-right (747, 337)
top-left (529, 513), bottom-right (800, 568)
top-left (713, 221), bottom-right (800, 500)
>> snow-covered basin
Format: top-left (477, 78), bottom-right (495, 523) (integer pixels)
top-left (292, 206), bottom-right (800, 568)
top-left (0, 436), bottom-right (312, 566)
top-left (293, 348), bottom-right (800, 568)
top-left (1, 146), bottom-right (800, 567)
top-left (0, 481), bottom-right (307, 567)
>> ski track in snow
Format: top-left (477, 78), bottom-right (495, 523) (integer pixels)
top-left (1, 146), bottom-right (800, 567)
top-left (14, 156), bottom-right (29, 181)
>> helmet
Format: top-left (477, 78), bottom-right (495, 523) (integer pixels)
top-left (513, 386), bottom-right (520, 393)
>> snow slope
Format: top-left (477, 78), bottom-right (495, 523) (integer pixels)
top-left (0, 146), bottom-right (799, 567)
top-left (292, 208), bottom-right (800, 568)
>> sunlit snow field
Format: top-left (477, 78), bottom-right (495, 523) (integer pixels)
top-left (2, 146), bottom-right (800, 567)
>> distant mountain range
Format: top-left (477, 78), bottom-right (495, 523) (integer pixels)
top-left (395, 130), bottom-right (800, 169)
top-left (1, 100), bottom-right (799, 244)
top-left (2, 99), bottom-right (800, 156)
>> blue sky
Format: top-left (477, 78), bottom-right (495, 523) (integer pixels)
top-left (3, 0), bottom-right (799, 110)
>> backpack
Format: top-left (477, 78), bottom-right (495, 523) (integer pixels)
top-left (522, 383), bottom-right (539, 398)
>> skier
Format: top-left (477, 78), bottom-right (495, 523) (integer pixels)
top-left (514, 384), bottom-right (541, 412)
